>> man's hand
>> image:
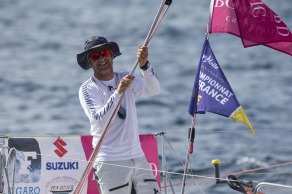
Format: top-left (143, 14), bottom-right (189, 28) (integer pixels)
top-left (117, 75), bottom-right (135, 94)
top-left (137, 45), bottom-right (148, 67)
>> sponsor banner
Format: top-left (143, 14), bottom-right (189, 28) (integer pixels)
top-left (4, 134), bottom-right (160, 194)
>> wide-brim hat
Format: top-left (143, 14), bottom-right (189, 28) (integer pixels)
top-left (77, 36), bottom-right (122, 70)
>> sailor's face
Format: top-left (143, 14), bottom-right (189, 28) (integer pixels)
top-left (88, 49), bottom-right (114, 79)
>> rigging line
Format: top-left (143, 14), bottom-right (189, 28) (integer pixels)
top-left (220, 161), bottom-right (292, 177)
top-left (161, 133), bottom-right (200, 187)
top-left (162, 133), bottom-right (207, 190)
top-left (4, 147), bottom-right (292, 190)
top-left (240, 172), bottom-right (292, 175)
top-left (163, 161), bottom-right (292, 188)
top-left (162, 133), bottom-right (205, 191)
top-left (1, 146), bottom-right (220, 184)
top-left (161, 174), bottom-right (221, 189)
top-left (77, 161), bottom-right (220, 182)
top-left (194, 181), bottom-right (207, 194)
top-left (90, 162), bottom-right (221, 191)
top-left (162, 134), bottom-right (190, 168)
top-left (186, 164), bottom-right (208, 194)
top-left (195, 128), bottom-right (292, 134)
top-left (164, 164), bottom-right (176, 194)
top-left (8, 148), bottom-right (292, 179)
top-left (185, 161), bottom-right (208, 194)
top-left (3, 148), bottom-right (203, 182)
top-left (4, 148), bottom-right (292, 182)
top-left (1, 127), bottom-right (290, 139)
top-left (5, 144), bottom-right (292, 175)
top-left (14, 138), bottom-right (290, 178)
top-left (1, 144), bottom-right (193, 175)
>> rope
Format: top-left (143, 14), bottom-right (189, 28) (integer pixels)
top-left (195, 128), bottom-right (292, 134)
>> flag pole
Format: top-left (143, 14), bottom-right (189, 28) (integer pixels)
top-left (180, 2), bottom-right (214, 188)
top-left (207, 0), bottom-right (215, 34)
top-left (73, 1), bottom-right (172, 193)
top-left (180, 37), bottom-right (206, 193)
top-left (180, 117), bottom-right (196, 194)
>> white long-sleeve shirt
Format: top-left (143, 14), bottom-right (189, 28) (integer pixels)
top-left (79, 65), bottom-right (160, 161)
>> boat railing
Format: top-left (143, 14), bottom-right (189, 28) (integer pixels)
top-left (155, 131), bottom-right (176, 194)
top-left (212, 159), bottom-right (292, 194)
top-left (253, 182), bottom-right (292, 194)
top-left (0, 144), bottom-right (4, 193)
top-left (0, 143), bottom-right (17, 194)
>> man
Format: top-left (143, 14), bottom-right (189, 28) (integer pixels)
top-left (77, 36), bottom-right (160, 194)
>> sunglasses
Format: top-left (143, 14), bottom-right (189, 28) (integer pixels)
top-left (88, 49), bottom-right (110, 61)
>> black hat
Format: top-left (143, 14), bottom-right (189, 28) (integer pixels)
top-left (77, 36), bottom-right (122, 70)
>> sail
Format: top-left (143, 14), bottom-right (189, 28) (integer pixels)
top-left (210, 0), bottom-right (292, 56)
top-left (188, 38), bottom-right (255, 136)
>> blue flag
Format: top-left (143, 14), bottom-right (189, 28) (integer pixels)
top-left (188, 38), bottom-right (255, 136)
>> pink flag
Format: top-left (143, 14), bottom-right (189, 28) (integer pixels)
top-left (210, 0), bottom-right (292, 56)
